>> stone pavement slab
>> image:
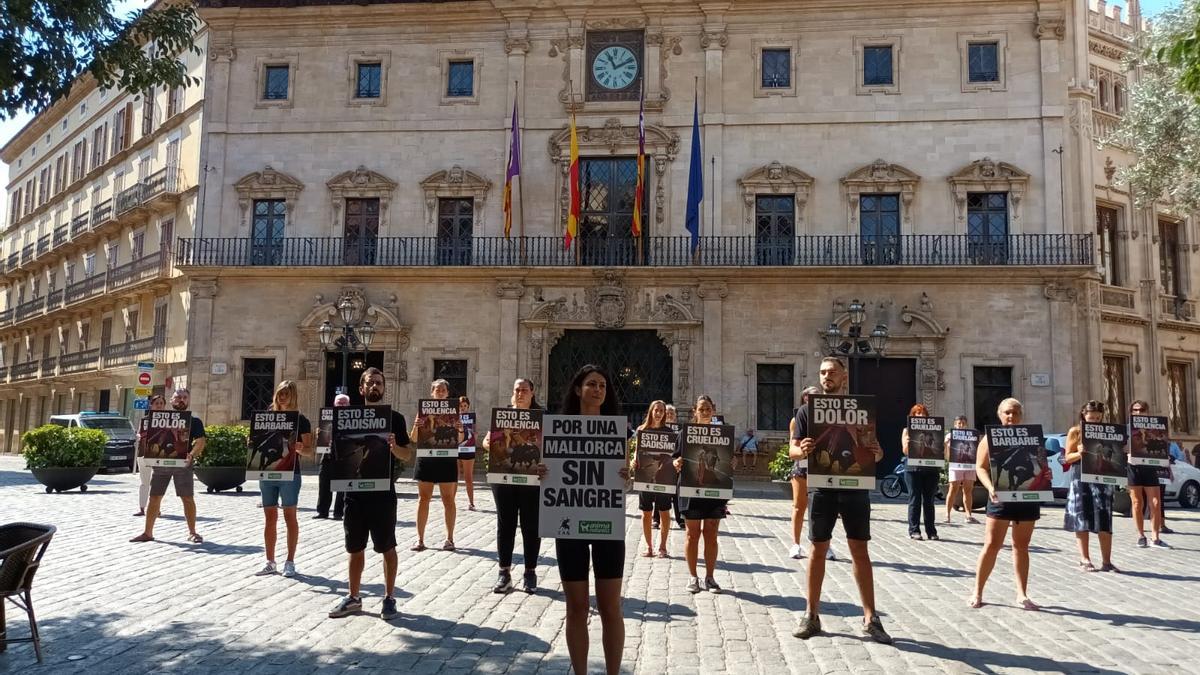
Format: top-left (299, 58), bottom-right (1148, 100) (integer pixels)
top-left (1, 455), bottom-right (1198, 674)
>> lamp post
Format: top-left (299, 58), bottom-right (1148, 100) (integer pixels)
top-left (822, 298), bottom-right (890, 394)
top-left (318, 297), bottom-right (375, 397)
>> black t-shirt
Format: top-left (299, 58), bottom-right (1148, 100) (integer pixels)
top-left (190, 415), bottom-right (206, 443)
top-left (347, 409), bottom-right (410, 500)
top-left (792, 405), bottom-right (851, 493)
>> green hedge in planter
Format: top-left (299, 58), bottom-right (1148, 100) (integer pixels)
top-left (194, 424), bottom-right (249, 468)
top-left (22, 425), bottom-right (106, 469)
top-left (768, 444), bottom-right (794, 481)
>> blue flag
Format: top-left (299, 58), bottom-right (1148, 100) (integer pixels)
top-left (684, 96), bottom-right (703, 254)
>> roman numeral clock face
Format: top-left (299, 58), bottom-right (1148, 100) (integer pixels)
top-left (592, 45), bottom-right (639, 90)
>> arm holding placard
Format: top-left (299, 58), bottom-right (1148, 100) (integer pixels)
top-left (901, 429), bottom-right (910, 458)
top-left (1063, 427), bottom-right (1083, 466)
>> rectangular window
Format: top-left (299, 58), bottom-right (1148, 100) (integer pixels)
top-left (967, 192), bottom-right (1009, 264)
top-left (106, 242), bottom-right (119, 269)
top-left (84, 253), bottom-right (96, 276)
top-left (1159, 221), bottom-right (1181, 296)
top-left (142, 88), bottom-right (155, 136)
top-left (755, 363), bottom-right (794, 431)
top-left (972, 366), bottom-right (1012, 429)
top-left (66, 262), bottom-right (76, 285)
top-left (446, 60), bottom-right (474, 98)
top-left (1102, 355), bottom-right (1128, 424)
top-left (1167, 361), bottom-right (1192, 434)
top-left (263, 65), bottom-right (290, 100)
top-left (127, 309), bottom-right (139, 340)
top-left (859, 193), bottom-right (901, 265)
top-left (132, 231), bottom-right (145, 260)
top-left (760, 48), bottom-right (791, 89)
top-left (111, 107), bottom-right (126, 154)
top-left (91, 125), bottom-right (107, 170)
top-left (433, 359), bottom-right (468, 398)
top-left (167, 86), bottom-right (182, 118)
top-left (39, 168), bottom-right (50, 205)
top-left (863, 45), bottom-right (894, 86)
top-left (251, 199), bottom-right (287, 265)
top-left (436, 197), bottom-right (474, 265)
top-left (1097, 205), bottom-right (1121, 286)
top-left (357, 62), bottom-right (383, 99)
top-left (9, 190), bottom-right (19, 225)
top-left (754, 195), bottom-right (795, 265)
top-left (241, 357), bottom-right (276, 420)
top-left (80, 322), bottom-right (90, 349)
top-left (968, 42), bottom-right (1000, 82)
top-left (153, 301), bottom-right (168, 340)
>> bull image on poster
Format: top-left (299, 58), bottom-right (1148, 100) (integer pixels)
top-left (330, 406), bottom-right (392, 492)
top-left (315, 408), bottom-right (333, 455)
top-left (1130, 415), bottom-right (1171, 467)
top-left (139, 410), bottom-right (192, 467)
top-left (678, 424), bottom-right (734, 499)
top-left (415, 398), bottom-right (462, 458)
top-left (987, 424), bottom-right (1052, 502)
top-left (246, 411), bottom-right (299, 481)
top-left (633, 428), bottom-right (679, 495)
top-left (949, 429), bottom-right (981, 472)
top-left (1081, 422), bottom-right (1128, 486)
top-left (807, 394), bottom-right (879, 490)
top-left (486, 408), bottom-right (543, 485)
top-left (907, 416), bottom-right (945, 468)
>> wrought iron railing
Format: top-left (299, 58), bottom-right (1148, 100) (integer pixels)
top-left (144, 166), bottom-right (180, 199)
top-left (21, 244), bottom-right (33, 263)
top-left (102, 336), bottom-right (158, 368)
top-left (108, 252), bottom-right (165, 291)
top-left (36, 235), bottom-right (50, 256)
top-left (71, 213), bottom-right (90, 239)
top-left (60, 349), bottom-right (100, 374)
top-left (0, 308), bottom-right (11, 325)
top-left (15, 297), bottom-right (42, 322)
top-left (64, 273), bottom-right (105, 305)
top-left (11, 361), bottom-right (39, 380)
top-left (176, 234), bottom-right (1095, 268)
top-left (115, 183), bottom-right (145, 214)
top-left (40, 357), bottom-right (57, 375)
top-left (90, 199), bottom-right (112, 228)
top-left (5, 252), bottom-right (18, 269)
top-left (53, 225), bottom-right (69, 247)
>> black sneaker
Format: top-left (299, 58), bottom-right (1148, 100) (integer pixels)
top-left (312, 513), bottom-right (329, 520)
top-left (381, 596), bottom-right (399, 621)
top-left (329, 595), bottom-right (362, 618)
top-left (522, 569), bottom-right (537, 593)
top-left (793, 614), bottom-right (822, 639)
top-left (863, 617), bottom-right (893, 645)
top-left (1161, 526), bottom-right (1175, 535)
top-left (493, 569), bottom-right (513, 594)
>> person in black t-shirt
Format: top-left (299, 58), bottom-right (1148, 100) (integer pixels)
top-left (131, 387), bottom-right (207, 544)
top-left (329, 367), bottom-right (412, 622)
top-left (792, 357), bottom-right (892, 645)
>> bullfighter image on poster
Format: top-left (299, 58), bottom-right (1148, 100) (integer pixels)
top-left (315, 408), bottom-right (333, 455)
top-left (486, 408), bottom-right (544, 485)
top-left (538, 414), bottom-right (627, 540)
top-left (330, 406), bottom-right (392, 492)
top-left (1130, 415), bottom-right (1171, 467)
top-left (986, 424), bottom-right (1052, 502)
top-left (415, 398), bottom-right (462, 458)
top-left (139, 410), bottom-right (192, 467)
top-left (949, 429), bottom-right (980, 471)
top-left (807, 394), bottom-right (879, 490)
top-left (1081, 422), bottom-right (1129, 486)
top-left (907, 416), bottom-right (946, 468)
top-left (459, 412), bottom-right (476, 458)
top-left (678, 423), bottom-right (735, 499)
top-left (246, 411), bottom-right (299, 481)
top-left (633, 428), bottom-right (679, 494)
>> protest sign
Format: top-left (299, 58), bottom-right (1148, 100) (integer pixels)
top-left (987, 424), bottom-right (1051, 502)
top-left (315, 408), bottom-right (333, 455)
top-left (486, 408), bottom-right (543, 485)
top-left (633, 428), bottom-right (678, 495)
top-left (140, 411), bottom-right (192, 467)
top-left (459, 412), bottom-right (477, 457)
top-left (907, 416), bottom-right (945, 468)
top-left (807, 395), bottom-right (878, 490)
top-left (949, 429), bottom-right (980, 472)
top-left (1081, 422), bottom-right (1128, 486)
top-left (415, 399), bottom-right (461, 458)
top-left (1130, 415), bottom-right (1171, 467)
top-left (539, 414), bottom-right (627, 540)
top-left (678, 423), bottom-right (735, 499)
top-left (247, 411), bottom-right (299, 481)
top-left (330, 406), bottom-right (392, 492)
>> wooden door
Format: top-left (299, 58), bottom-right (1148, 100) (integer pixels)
top-left (343, 198), bottom-right (380, 265)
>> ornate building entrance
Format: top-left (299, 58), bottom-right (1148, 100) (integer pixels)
top-left (547, 329), bottom-right (672, 423)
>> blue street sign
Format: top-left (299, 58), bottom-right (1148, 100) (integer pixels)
top-left (134, 399), bottom-right (150, 410)
top-left (137, 361), bottom-right (155, 371)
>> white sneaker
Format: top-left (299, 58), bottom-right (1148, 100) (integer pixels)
top-left (789, 543), bottom-right (804, 559)
top-left (826, 548), bottom-right (836, 561)
top-left (282, 560), bottom-right (296, 577)
top-left (254, 561), bottom-right (277, 576)
top-left (686, 577), bottom-right (702, 593)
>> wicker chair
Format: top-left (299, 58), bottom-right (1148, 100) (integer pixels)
top-left (0, 522), bottom-right (56, 663)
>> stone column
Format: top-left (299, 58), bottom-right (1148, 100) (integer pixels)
top-left (495, 279), bottom-right (525, 408)
top-left (698, 282), bottom-right (727, 404)
top-left (186, 277), bottom-right (218, 419)
top-left (200, 31), bottom-right (236, 239)
top-left (700, 22), bottom-right (726, 235)
top-left (1036, 7), bottom-right (1067, 232)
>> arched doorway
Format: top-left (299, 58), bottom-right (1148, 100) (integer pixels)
top-left (547, 329), bottom-right (672, 423)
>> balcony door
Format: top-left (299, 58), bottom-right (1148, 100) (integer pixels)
top-left (436, 198), bottom-right (473, 265)
top-left (251, 199), bottom-right (285, 265)
top-left (755, 195), bottom-right (795, 265)
top-left (579, 157), bottom-right (646, 266)
top-left (343, 198), bottom-right (379, 265)
top-left (967, 192), bottom-right (1009, 264)
top-left (860, 194), bottom-right (901, 265)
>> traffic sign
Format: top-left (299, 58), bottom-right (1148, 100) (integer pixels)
top-left (138, 372), bottom-right (152, 386)
top-left (134, 387), bottom-right (152, 397)
top-left (134, 399), bottom-right (149, 410)
top-left (137, 361), bottom-right (155, 371)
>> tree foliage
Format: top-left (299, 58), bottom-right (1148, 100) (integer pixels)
top-left (1111, 4), bottom-right (1200, 211)
top-left (0, 0), bottom-right (201, 120)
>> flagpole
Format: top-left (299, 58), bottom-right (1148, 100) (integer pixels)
top-left (692, 77), bottom-right (700, 267)
top-left (514, 80), bottom-right (527, 265)
top-left (636, 80), bottom-right (645, 267)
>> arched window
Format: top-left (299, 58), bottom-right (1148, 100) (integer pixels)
top-left (1113, 83), bottom-right (1124, 114)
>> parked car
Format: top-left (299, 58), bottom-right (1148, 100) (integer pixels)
top-left (48, 412), bottom-right (137, 473)
top-left (1160, 443), bottom-right (1200, 509)
top-left (1045, 433), bottom-right (1071, 500)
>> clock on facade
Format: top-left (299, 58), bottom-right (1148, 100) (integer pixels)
top-left (592, 45), bottom-right (639, 90)
top-left (586, 31), bottom-right (644, 102)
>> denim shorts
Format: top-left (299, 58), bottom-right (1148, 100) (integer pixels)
top-left (260, 474), bottom-right (302, 508)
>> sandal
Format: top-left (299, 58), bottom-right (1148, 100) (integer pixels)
top-left (411, 542), bottom-right (427, 552)
top-left (441, 539), bottom-right (456, 551)
top-left (657, 548), bottom-right (669, 559)
top-left (187, 533), bottom-right (204, 544)
top-left (1078, 560), bottom-right (1097, 572)
top-left (1019, 598), bottom-right (1041, 611)
top-left (129, 533), bottom-right (154, 543)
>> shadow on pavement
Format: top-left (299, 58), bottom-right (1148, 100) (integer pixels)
top-left (1039, 605), bottom-right (1200, 632)
top-left (873, 560), bottom-right (973, 578)
top-left (622, 598), bottom-right (697, 622)
top-left (895, 638), bottom-right (1126, 674)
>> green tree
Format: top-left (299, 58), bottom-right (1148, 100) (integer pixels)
top-left (1, 0), bottom-right (200, 120)
top-left (1110, 3), bottom-right (1200, 211)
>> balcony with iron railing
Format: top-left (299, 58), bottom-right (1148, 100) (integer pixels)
top-left (15, 296), bottom-right (43, 322)
top-left (176, 234), bottom-right (1095, 269)
top-left (11, 361), bottom-right (39, 381)
top-left (53, 224), bottom-right (69, 247)
top-left (89, 199), bottom-right (113, 231)
top-left (70, 213), bottom-right (90, 239)
top-left (20, 244), bottom-right (33, 264)
top-left (115, 182), bottom-right (146, 215)
top-left (60, 348), bottom-right (100, 374)
top-left (108, 251), bottom-right (165, 291)
top-left (40, 356), bottom-right (57, 376)
top-left (36, 234), bottom-right (50, 256)
top-left (5, 252), bottom-right (18, 270)
top-left (102, 336), bottom-right (160, 369)
top-left (0, 366), bottom-right (7, 382)
top-left (143, 167), bottom-right (182, 208)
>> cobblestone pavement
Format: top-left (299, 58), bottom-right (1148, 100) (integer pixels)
top-left (1, 455), bottom-right (1198, 674)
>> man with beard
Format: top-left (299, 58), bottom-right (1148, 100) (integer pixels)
top-left (329, 367), bottom-right (412, 622)
top-left (130, 388), bottom-right (207, 544)
top-left (791, 357), bottom-right (891, 645)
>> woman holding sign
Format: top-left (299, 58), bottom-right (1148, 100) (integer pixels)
top-left (901, 404), bottom-right (940, 541)
top-left (943, 416), bottom-right (979, 524)
top-left (970, 398), bottom-right (1040, 611)
top-left (254, 380), bottom-right (313, 577)
top-left (632, 400), bottom-right (673, 558)
top-left (411, 379), bottom-right (460, 552)
top-left (674, 394), bottom-right (727, 594)
top-left (1127, 400), bottom-right (1167, 548)
top-left (1063, 400), bottom-right (1119, 572)
top-left (486, 378), bottom-right (544, 594)
top-left (458, 396), bottom-right (477, 512)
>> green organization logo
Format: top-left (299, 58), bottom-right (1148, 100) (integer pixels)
top-left (704, 489), bottom-right (720, 497)
top-left (652, 485), bottom-right (666, 493)
top-left (267, 473), bottom-right (283, 480)
top-left (838, 478), bottom-right (859, 487)
top-left (578, 520), bottom-right (613, 536)
top-left (1022, 493), bottom-right (1039, 500)
top-left (512, 476), bottom-right (528, 484)
top-left (357, 481), bottom-right (377, 490)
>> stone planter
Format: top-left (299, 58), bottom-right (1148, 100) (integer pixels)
top-left (30, 466), bottom-right (99, 493)
top-left (193, 466), bottom-right (247, 494)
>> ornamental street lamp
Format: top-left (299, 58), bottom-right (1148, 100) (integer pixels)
top-left (318, 298), bottom-right (375, 395)
top-left (822, 298), bottom-right (890, 393)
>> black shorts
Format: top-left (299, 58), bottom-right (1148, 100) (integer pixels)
top-left (555, 539), bottom-right (625, 582)
top-left (986, 501), bottom-right (1041, 522)
top-left (808, 489), bottom-right (871, 542)
top-left (458, 452), bottom-right (477, 461)
top-left (415, 457), bottom-right (458, 484)
top-left (343, 493), bottom-right (398, 554)
top-left (639, 492), bottom-right (673, 512)
top-left (683, 497), bottom-right (727, 521)
top-left (1128, 465), bottom-right (1162, 488)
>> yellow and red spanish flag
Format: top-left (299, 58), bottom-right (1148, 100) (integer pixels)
top-left (632, 86), bottom-right (645, 238)
top-left (564, 113), bottom-right (580, 249)
top-left (502, 97), bottom-right (521, 239)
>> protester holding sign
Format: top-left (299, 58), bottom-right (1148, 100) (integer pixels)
top-left (901, 404), bottom-right (942, 541)
top-left (970, 398), bottom-right (1042, 611)
top-left (133, 394), bottom-right (167, 517)
top-left (788, 386), bottom-right (831, 561)
top-left (1128, 400), bottom-right (1168, 548)
top-left (411, 379), bottom-right (462, 552)
top-left (631, 400), bottom-right (675, 558)
top-left (458, 396), bottom-right (478, 512)
top-left (665, 404), bottom-right (685, 528)
top-left (673, 395), bottom-right (729, 594)
top-left (315, 393), bottom-right (350, 520)
top-left (1063, 400), bottom-right (1120, 573)
top-left (130, 388), bottom-right (206, 544)
top-left (791, 357), bottom-right (890, 644)
top-left (943, 416), bottom-right (980, 524)
top-left (328, 368), bottom-right (411, 621)
top-left (486, 378), bottom-right (545, 594)
top-left (252, 381), bottom-right (313, 578)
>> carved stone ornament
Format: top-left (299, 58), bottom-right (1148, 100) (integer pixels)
top-left (947, 158), bottom-right (1030, 228)
top-left (1034, 12), bottom-right (1066, 40)
top-left (842, 160), bottom-right (921, 228)
top-left (504, 35), bottom-right (531, 55)
top-left (587, 18), bottom-right (646, 30)
top-left (737, 162), bottom-right (814, 231)
top-left (1104, 156), bottom-right (1117, 184)
top-left (1089, 40), bottom-right (1125, 61)
top-left (420, 166), bottom-right (492, 232)
top-left (585, 271), bottom-right (628, 329)
top-left (700, 30), bottom-right (728, 50)
top-left (234, 166), bottom-right (304, 231)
